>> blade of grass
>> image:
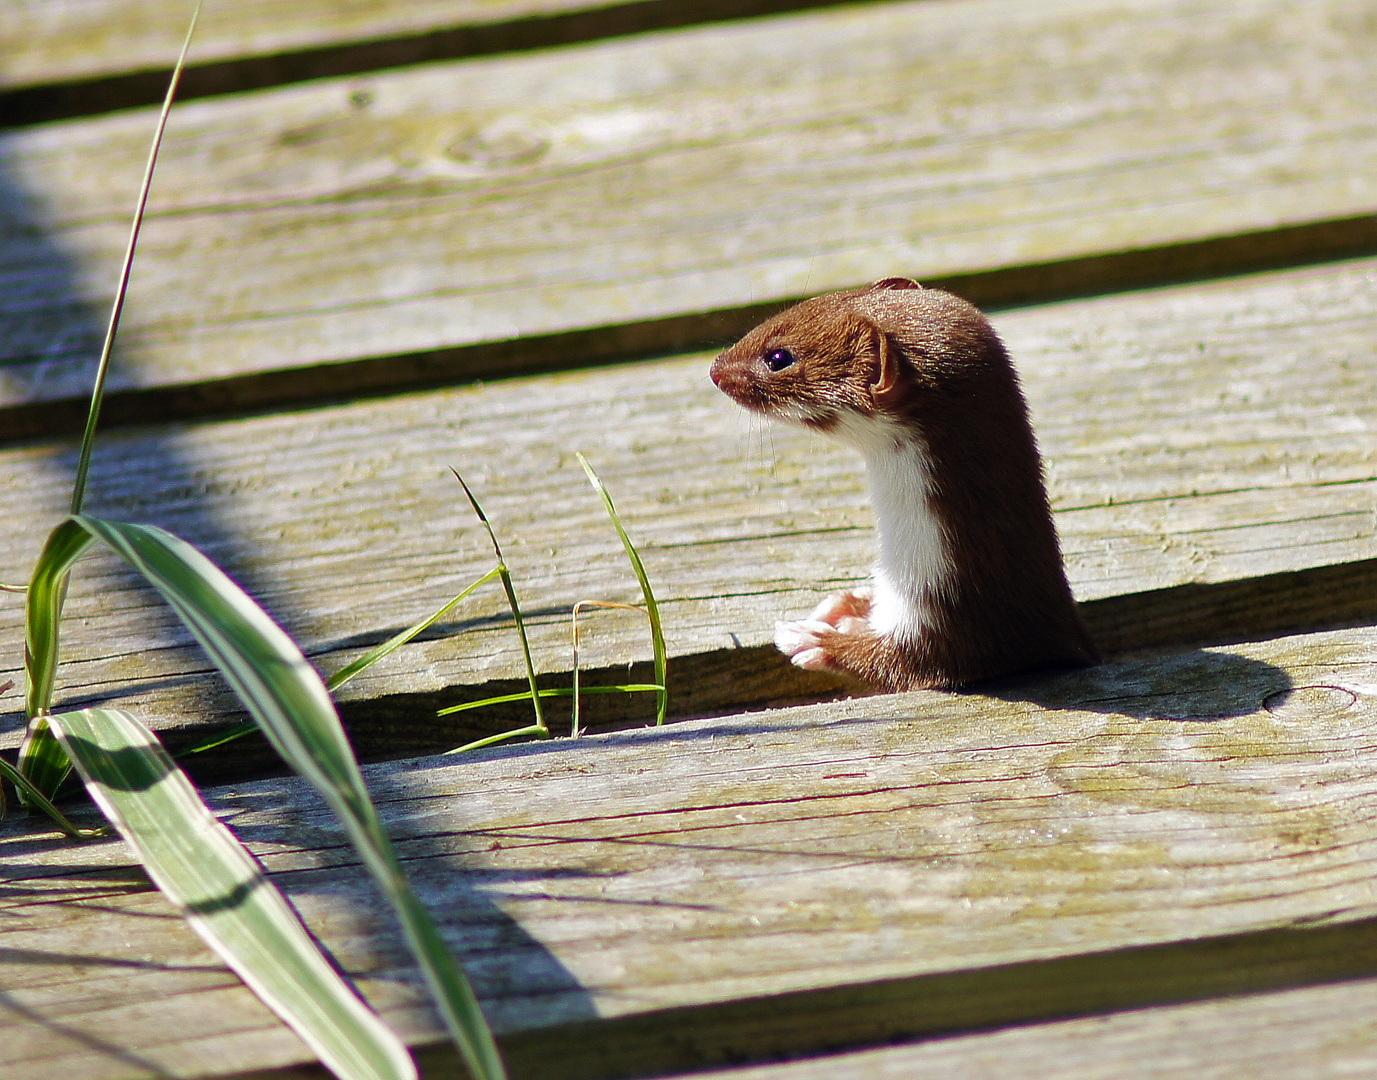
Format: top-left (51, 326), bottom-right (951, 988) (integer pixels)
top-left (441, 683), bottom-right (663, 755)
top-left (0, 755), bottom-right (99, 837)
top-left (571, 600), bottom-right (647, 738)
top-left (69, 514), bottom-right (507, 1080)
top-left (441, 685), bottom-right (660, 753)
top-left (21, 0), bottom-right (201, 804)
top-left (24, 519), bottom-right (94, 719)
top-left (450, 470), bottom-right (547, 737)
top-left (438, 684), bottom-right (661, 717)
top-left (18, 518), bottom-right (96, 801)
top-left (439, 689), bottom-right (562, 716)
top-left (49, 706), bottom-right (415, 1080)
top-left (173, 717), bottom-right (259, 758)
top-left (576, 455), bottom-right (668, 725)
top-left (445, 724), bottom-right (549, 754)
top-left (17, 4), bottom-right (497, 1069)
top-left (326, 567), bottom-right (502, 692)
top-left (177, 566), bottom-right (506, 759)
top-left (69, 0), bottom-right (200, 516)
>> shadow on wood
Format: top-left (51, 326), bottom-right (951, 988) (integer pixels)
top-left (1083, 558), bottom-right (1377, 655)
top-left (487, 917), bottom-right (1377, 1080)
top-left (976, 648), bottom-right (1291, 722)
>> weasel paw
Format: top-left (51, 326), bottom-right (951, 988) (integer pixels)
top-left (806, 588), bottom-right (873, 629)
top-left (777, 591), bottom-right (874, 671)
top-left (775, 619), bottom-right (838, 671)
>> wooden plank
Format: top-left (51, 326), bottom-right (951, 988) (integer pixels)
top-left (654, 978), bottom-right (1377, 1079)
top-left (1, 0), bottom-right (572, 91)
top-left (0, 0), bottom-right (854, 125)
top-left (4, 0), bottom-right (1377, 433)
top-left (1, 256), bottom-right (1374, 771)
top-left (4, 625), bottom-right (1377, 1079)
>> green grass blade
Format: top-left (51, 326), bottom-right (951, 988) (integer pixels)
top-left (569, 684), bottom-right (664, 693)
top-left (23, 519), bottom-right (94, 719)
top-left (70, 0), bottom-right (200, 516)
top-left (326, 567), bottom-right (501, 692)
top-left (176, 567), bottom-right (505, 759)
top-left (24, 1), bottom-right (201, 802)
top-left (451, 470), bottom-right (547, 737)
top-left (569, 600), bottom-right (662, 738)
top-left (18, 518), bottom-right (97, 800)
top-left (72, 515), bottom-right (507, 1080)
top-left (438, 684), bottom-right (664, 718)
top-left (174, 718), bottom-right (258, 757)
top-left (444, 724), bottom-right (549, 754)
top-left (49, 706), bottom-right (414, 1080)
top-left (576, 455), bottom-right (668, 725)
top-left (76, 516), bottom-right (358, 797)
top-left (438, 688), bottom-right (557, 716)
top-left (0, 755), bottom-right (98, 838)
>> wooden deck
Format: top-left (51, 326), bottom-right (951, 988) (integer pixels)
top-left (3, 0), bottom-right (1376, 1076)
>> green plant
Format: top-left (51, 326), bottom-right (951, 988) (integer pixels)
top-left (437, 456), bottom-right (668, 750)
top-left (6, 6), bottom-right (672, 1077)
top-left (5, 9), bottom-right (504, 1078)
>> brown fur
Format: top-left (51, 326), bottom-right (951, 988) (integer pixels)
top-left (710, 278), bottom-right (1099, 691)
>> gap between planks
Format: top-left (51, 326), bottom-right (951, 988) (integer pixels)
top-left (649, 976), bottom-right (1377, 1080)
top-left (492, 922), bottom-right (1377, 1080)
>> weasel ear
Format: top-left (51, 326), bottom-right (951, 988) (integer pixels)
top-left (867, 276), bottom-right (922, 292)
top-left (870, 327), bottom-right (904, 408)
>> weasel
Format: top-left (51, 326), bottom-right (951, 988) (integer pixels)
top-left (710, 277), bottom-right (1099, 691)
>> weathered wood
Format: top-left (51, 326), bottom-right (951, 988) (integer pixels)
top-left (0, 0), bottom-right (857, 126)
top-left (1, 0), bottom-right (588, 92)
top-left (3, 0), bottom-right (1377, 432)
top-left (1, 256), bottom-right (1374, 772)
top-left (654, 977), bottom-right (1377, 1079)
top-left (4, 625), bottom-right (1377, 1079)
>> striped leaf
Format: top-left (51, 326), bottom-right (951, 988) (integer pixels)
top-left (49, 706), bottom-right (415, 1080)
top-left (33, 515), bottom-right (508, 1080)
top-left (18, 518), bottom-right (95, 798)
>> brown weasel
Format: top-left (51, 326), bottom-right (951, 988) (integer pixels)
top-left (710, 277), bottom-right (1099, 691)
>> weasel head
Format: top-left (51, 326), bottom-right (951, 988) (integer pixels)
top-left (710, 278), bottom-right (1012, 446)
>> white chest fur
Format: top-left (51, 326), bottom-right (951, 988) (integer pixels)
top-left (831, 415), bottom-right (952, 641)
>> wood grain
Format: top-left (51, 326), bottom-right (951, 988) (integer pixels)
top-left (0, 0), bottom-right (597, 92)
top-left (0, 0), bottom-right (863, 125)
top-left (4, 625), bottom-right (1377, 1078)
top-left (1, 256), bottom-right (1373, 770)
top-left (3, 0), bottom-right (1377, 427)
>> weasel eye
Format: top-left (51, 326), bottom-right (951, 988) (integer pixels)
top-left (764, 348), bottom-right (796, 372)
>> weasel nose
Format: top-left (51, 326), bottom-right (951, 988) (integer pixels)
top-left (709, 354), bottom-right (724, 387)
